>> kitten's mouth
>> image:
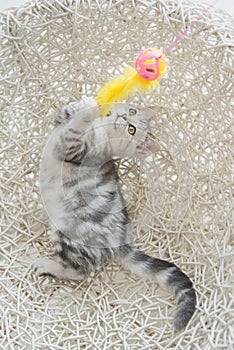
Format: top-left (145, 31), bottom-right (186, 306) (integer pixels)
top-left (137, 133), bottom-right (160, 154)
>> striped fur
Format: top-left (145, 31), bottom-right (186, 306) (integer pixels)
top-left (36, 97), bottom-right (196, 331)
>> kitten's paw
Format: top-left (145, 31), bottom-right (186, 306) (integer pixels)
top-left (34, 257), bottom-right (57, 278)
top-left (79, 96), bottom-right (100, 122)
top-left (81, 96), bottom-right (97, 108)
top-left (33, 257), bottom-right (86, 281)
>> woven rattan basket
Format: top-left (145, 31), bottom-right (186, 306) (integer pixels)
top-left (1, 0), bottom-right (233, 349)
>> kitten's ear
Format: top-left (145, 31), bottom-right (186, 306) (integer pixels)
top-left (143, 106), bottom-right (161, 120)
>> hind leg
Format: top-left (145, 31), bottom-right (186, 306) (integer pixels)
top-left (34, 257), bottom-right (86, 281)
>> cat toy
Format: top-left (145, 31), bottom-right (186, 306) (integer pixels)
top-left (95, 48), bottom-right (168, 117)
top-left (93, 1), bottom-right (217, 117)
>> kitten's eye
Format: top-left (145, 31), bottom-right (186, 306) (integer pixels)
top-left (129, 108), bottom-right (137, 116)
top-left (106, 111), bottom-right (111, 117)
top-left (128, 124), bottom-right (136, 135)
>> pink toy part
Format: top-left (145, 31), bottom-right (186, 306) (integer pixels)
top-left (135, 48), bottom-right (163, 81)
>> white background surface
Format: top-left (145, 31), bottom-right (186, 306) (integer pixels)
top-left (0, 0), bottom-right (234, 17)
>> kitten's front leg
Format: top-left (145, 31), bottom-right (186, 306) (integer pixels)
top-left (57, 97), bottom-right (100, 164)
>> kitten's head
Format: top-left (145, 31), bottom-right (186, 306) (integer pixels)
top-left (100, 103), bottom-right (160, 158)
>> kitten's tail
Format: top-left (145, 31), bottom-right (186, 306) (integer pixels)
top-left (121, 247), bottom-right (196, 331)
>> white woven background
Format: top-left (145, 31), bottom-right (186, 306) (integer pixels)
top-left (1, 0), bottom-right (234, 17)
top-left (1, 0), bottom-right (233, 349)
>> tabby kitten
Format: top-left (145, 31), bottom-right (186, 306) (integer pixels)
top-left (36, 97), bottom-right (196, 331)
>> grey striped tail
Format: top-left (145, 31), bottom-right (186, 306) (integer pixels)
top-left (121, 247), bottom-right (196, 331)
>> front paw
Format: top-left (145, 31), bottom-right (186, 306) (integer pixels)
top-left (55, 97), bottom-right (100, 125)
top-left (33, 257), bottom-right (56, 278)
top-left (79, 96), bottom-right (100, 122)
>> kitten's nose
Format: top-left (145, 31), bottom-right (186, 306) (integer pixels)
top-left (117, 113), bottom-right (127, 120)
top-left (118, 113), bottom-right (127, 120)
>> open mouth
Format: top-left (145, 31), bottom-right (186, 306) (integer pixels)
top-left (137, 133), bottom-right (160, 154)
top-left (136, 137), bottom-right (149, 154)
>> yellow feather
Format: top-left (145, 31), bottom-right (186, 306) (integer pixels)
top-left (95, 52), bottom-right (168, 117)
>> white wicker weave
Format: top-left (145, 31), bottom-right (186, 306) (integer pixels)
top-left (1, 1), bottom-right (233, 349)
